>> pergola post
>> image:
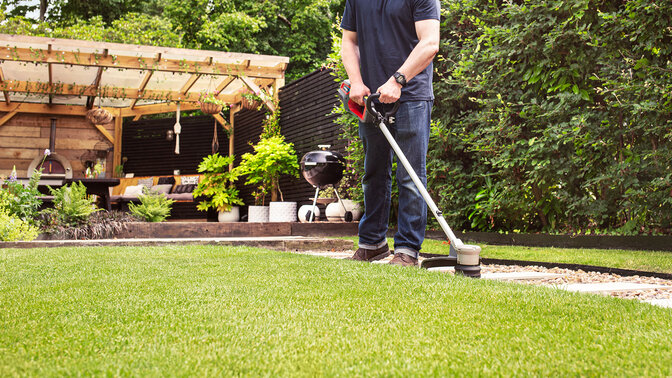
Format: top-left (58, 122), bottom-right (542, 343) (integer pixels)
top-left (229, 104), bottom-right (239, 172)
top-left (113, 109), bottom-right (123, 174)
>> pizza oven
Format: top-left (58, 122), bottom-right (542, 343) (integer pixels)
top-left (26, 118), bottom-right (73, 180)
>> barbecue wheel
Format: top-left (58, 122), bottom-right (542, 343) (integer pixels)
top-left (344, 211), bottom-right (353, 222)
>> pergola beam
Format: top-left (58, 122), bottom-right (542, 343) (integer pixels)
top-left (1, 79), bottom-right (237, 103)
top-left (239, 76), bottom-right (275, 112)
top-left (0, 45), bottom-right (286, 79)
top-left (0, 102), bottom-right (91, 116)
top-left (47, 44), bottom-right (53, 105)
top-left (93, 124), bottom-right (114, 144)
top-left (119, 102), bottom-right (202, 117)
top-left (129, 58), bottom-right (157, 109)
top-left (0, 107), bottom-right (19, 128)
top-left (0, 67), bottom-right (10, 105)
top-left (213, 114), bottom-right (230, 130)
top-left (86, 48), bottom-right (108, 109)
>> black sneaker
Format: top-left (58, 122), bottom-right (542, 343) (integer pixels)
top-left (348, 245), bottom-right (391, 262)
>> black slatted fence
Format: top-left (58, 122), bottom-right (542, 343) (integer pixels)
top-left (123, 69), bottom-right (345, 215)
top-left (122, 115), bottom-right (229, 176)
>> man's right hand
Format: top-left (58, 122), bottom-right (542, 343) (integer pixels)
top-left (348, 82), bottom-right (371, 106)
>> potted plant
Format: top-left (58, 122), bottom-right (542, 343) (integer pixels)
top-left (198, 92), bottom-right (227, 115)
top-left (234, 134), bottom-right (300, 222)
top-left (192, 153), bottom-right (244, 222)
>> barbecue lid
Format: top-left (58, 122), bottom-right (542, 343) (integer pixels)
top-left (300, 150), bottom-right (345, 166)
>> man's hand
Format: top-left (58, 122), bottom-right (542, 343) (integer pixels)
top-left (349, 81), bottom-right (371, 106)
top-left (376, 77), bottom-right (402, 103)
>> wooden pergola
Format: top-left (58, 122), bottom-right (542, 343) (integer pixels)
top-left (0, 34), bottom-right (289, 171)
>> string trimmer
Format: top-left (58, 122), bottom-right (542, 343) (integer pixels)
top-left (338, 80), bottom-right (481, 278)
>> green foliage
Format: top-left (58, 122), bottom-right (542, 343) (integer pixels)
top-left (128, 187), bottom-right (175, 222)
top-left (0, 208), bottom-right (39, 241)
top-left (428, 0), bottom-right (672, 234)
top-left (193, 153), bottom-right (243, 212)
top-left (1, 0), bottom-right (345, 80)
top-left (0, 11), bottom-right (181, 48)
top-left (234, 135), bottom-right (299, 204)
top-left (49, 182), bottom-right (100, 226)
top-left (326, 0), bottom-right (672, 235)
top-left (0, 167), bottom-right (43, 225)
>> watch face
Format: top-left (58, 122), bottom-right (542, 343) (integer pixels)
top-left (394, 72), bottom-right (406, 86)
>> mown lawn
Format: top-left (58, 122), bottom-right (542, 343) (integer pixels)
top-left (1, 245), bottom-right (671, 376)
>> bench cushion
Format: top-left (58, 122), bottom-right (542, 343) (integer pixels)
top-left (172, 184), bottom-right (196, 194)
top-left (157, 176), bottom-right (176, 185)
top-left (151, 184), bottom-right (173, 195)
top-left (122, 185), bottom-right (144, 199)
top-left (166, 193), bottom-right (194, 201)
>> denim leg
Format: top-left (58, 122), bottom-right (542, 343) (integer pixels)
top-left (393, 101), bottom-right (431, 258)
top-left (358, 120), bottom-right (393, 248)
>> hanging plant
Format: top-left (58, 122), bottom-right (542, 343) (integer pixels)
top-left (241, 91), bottom-right (263, 110)
top-left (198, 92), bottom-right (226, 114)
top-left (86, 107), bottom-right (114, 125)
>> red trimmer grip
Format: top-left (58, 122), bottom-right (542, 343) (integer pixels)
top-left (338, 80), bottom-right (374, 123)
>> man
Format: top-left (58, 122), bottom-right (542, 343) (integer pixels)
top-left (341, 0), bottom-right (440, 267)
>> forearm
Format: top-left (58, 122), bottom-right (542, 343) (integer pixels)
top-left (396, 37), bottom-right (439, 81)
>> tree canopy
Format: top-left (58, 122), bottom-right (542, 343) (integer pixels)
top-left (0, 0), bottom-right (346, 80)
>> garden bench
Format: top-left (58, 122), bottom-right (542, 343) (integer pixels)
top-left (110, 175), bottom-right (209, 220)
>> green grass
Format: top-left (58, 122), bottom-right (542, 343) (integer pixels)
top-left (343, 237), bottom-right (672, 274)
top-left (1, 245), bottom-right (671, 376)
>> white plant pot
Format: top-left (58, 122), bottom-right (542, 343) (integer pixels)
top-left (269, 201), bottom-right (298, 222)
top-left (325, 200), bottom-right (362, 222)
top-left (218, 206), bottom-right (240, 222)
top-left (248, 205), bottom-right (269, 223)
top-left (298, 205), bottom-right (320, 223)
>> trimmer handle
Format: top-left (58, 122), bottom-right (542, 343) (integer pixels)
top-left (338, 80), bottom-right (375, 123)
top-left (365, 93), bottom-right (400, 124)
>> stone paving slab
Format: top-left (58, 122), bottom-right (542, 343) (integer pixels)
top-left (643, 299), bottom-right (672, 308)
top-left (482, 271), bottom-right (563, 281)
top-left (560, 282), bottom-right (669, 293)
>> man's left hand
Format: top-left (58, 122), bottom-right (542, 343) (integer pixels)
top-left (376, 77), bottom-right (402, 103)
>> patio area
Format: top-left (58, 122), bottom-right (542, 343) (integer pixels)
top-left (0, 34), bottom-right (288, 217)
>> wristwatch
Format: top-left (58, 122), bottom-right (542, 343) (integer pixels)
top-left (393, 71), bottom-right (407, 87)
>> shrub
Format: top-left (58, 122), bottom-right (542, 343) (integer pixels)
top-left (49, 182), bottom-right (100, 226)
top-left (234, 135), bottom-right (299, 204)
top-left (128, 187), bottom-right (175, 222)
top-left (1, 167), bottom-right (43, 224)
top-left (0, 208), bottom-right (39, 241)
top-left (193, 153), bottom-right (243, 212)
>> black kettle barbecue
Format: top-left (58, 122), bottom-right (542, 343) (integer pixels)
top-left (300, 145), bottom-right (353, 222)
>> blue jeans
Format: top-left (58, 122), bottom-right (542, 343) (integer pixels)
top-left (357, 100), bottom-right (432, 258)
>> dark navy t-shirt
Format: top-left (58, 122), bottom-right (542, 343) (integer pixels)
top-left (341, 0), bottom-right (440, 102)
